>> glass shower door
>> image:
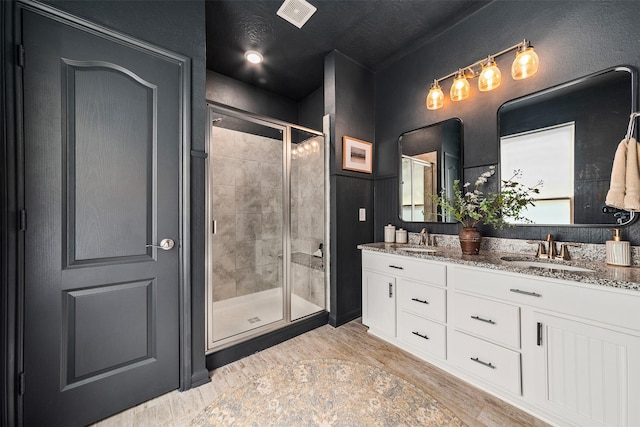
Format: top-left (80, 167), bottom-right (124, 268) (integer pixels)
top-left (207, 112), bottom-right (285, 345)
top-left (290, 128), bottom-right (326, 321)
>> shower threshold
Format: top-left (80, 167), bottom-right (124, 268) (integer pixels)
top-left (211, 288), bottom-right (323, 343)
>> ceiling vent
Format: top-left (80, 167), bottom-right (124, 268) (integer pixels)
top-left (276, 0), bottom-right (317, 29)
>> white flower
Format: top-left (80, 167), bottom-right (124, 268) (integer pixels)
top-left (463, 182), bottom-right (471, 188)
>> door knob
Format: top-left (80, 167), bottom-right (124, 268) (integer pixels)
top-left (146, 238), bottom-right (175, 251)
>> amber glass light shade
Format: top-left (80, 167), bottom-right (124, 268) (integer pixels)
top-left (478, 58), bottom-right (502, 92)
top-left (426, 81), bottom-right (444, 110)
top-left (511, 46), bottom-right (539, 80)
top-left (450, 71), bottom-right (470, 101)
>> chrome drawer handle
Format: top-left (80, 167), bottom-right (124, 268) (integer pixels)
top-left (509, 288), bottom-right (542, 298)
top-left (412, 331), bottom-right (429, 340)
top-left (471, 315), bottom-right (495, 325)
top-left (411, 297), bottom-right (429, 305)
top-left (470, 357), bottom-right (495, 369)
top-left (389, 265), bottom-right (404, 270)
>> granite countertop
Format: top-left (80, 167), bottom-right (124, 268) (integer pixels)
top-left (358, 242), bottom-right (640, 292)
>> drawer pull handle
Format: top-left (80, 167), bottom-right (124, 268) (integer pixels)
top-left (471, 315), bottom-right (495, 325)
top-left (412, 331), bottom-right (429, 340)
top-left (470, 357), bottom-right (496, 369)
top-left (389, 265), bottom-right (404, 270)
top-left (389, 283), bottom-right (393, 298)
top-left (509, 288), bottom-right (542, 298)
top-left (411, 297), bottom-right (429, 305)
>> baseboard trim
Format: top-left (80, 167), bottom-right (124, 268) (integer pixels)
top-left (329, 308), bottom-right (361, 327)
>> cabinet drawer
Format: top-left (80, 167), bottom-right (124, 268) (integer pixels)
top-left (362, 251), bottom-right (446, 286)
top-left (397, 310), bottom-right (446, 359)
top-left (452, 292), bottom-right (520, 348)
top-left (450, 265), bottom-right (640, 331)
top-left (397, 279), bottom-right (446, 322)
top-left (449, 331), bottom-right (521, 395)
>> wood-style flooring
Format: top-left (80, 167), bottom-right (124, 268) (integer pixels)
top-left (94, 319), bottom-right (552, 426)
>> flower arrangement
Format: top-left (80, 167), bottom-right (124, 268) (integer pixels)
top-left (432, 166), bottom-right (542, 230)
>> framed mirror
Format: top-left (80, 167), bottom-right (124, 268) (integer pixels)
top-left (498, 66), bottom-right (637, 226)
top-left (399, 118), bottom-right (462, 222)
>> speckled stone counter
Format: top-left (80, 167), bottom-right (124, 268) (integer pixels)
top-left (358, 242), bottom-right (640, 292)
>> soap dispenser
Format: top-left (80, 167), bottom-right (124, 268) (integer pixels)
top-left (606, 229), bottom-right (631, 266)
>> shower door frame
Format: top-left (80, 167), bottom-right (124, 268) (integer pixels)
top-left (205, 102), bottom-right (326, 352)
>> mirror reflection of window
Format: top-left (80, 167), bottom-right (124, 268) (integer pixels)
top-left (500, 122), bottom-right (575, 224)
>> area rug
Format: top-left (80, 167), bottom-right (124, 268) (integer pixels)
top-left (190, 359), bottom-right (466, 426)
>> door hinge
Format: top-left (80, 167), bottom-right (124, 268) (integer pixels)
top-left (19, 210), bottom-right (27, 231)
top-left (17, 44), bottom-right (25, 68)
top-left (18, 372), bottom-right (25, 396)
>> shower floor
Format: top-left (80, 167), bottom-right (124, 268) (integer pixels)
top-left (211, 288), bottom-right (323, 343)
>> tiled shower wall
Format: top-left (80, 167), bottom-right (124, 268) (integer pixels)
top-left (291, 136), bottom-right (325, 308)
top-left (210, 128), bottom-right (325, 307)
top-left (210, 127), bottom-right (283, 302)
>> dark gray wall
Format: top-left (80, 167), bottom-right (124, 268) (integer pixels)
top-left (38, 0), bottom-right (209, 387)
top-left (374, 0), bottom-right (640, 244)
top-left (325, 50), bottom-right (375, 326)
top-left (206, 70), bottom-right (298, 123)
top-left (298, 86), bottom-right (324, 131)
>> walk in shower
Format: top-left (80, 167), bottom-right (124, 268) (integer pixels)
top-left (205, 104), bottom-right (328, 352)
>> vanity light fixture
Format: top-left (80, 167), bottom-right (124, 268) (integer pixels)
top-left (426, 80), bottom-right (444, 110)
top-left (244, 50), bottom-right (263, 64)
top-left (478, 56), bottom-right (502, 91)
top-left (450, 70), bottom-right (471, 101)
top-left (426, 39), bottom-right (539, 110)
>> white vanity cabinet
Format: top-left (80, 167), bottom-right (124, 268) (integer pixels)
top-left (361, 269), bottom-right (396, 340)
top-left (532, 311), bottom-right (640, 427)
top-left (361, 248), bottom-right (640, 427)
top-left (451, 264), bottom-right (640, 427)
top-left (361, 251), bottom-right (447, 359)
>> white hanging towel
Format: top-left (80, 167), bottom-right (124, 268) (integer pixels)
top-left (623, 137), bottom-right (640, 211)
top-left (605, 138), bottom-right (627, 209)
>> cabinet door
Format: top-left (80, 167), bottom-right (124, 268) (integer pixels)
top-left (362, 270), bottom-right (396, 339)
top-left (533, 312), bottom-right (640, 427)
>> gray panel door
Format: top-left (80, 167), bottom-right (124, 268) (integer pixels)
top-left (21, 9), bottom-right (182, 426)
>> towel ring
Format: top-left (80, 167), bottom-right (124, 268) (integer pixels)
top-left (625, 112), bottom-right (640, 140)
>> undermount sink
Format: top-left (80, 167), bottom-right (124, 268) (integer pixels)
top-left (500, 256), bottom-right (594, 273)
top-left (395, 246), bottom-right (438, 254)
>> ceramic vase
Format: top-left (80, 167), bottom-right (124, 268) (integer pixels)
top-left (459, 227), bottom-right (481, 255)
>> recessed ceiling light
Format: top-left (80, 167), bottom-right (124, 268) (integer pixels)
top-left (245, 51), bottom-right (263, 64)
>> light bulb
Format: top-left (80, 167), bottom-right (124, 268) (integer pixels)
top-left (478, 57), bottom-right (502, 92)
top-left (426, 80), bottom-right (444, 110)
top-left (511, 42), bottom-right (539, 80)
top-left (450, 70), bottom-right (470, 102)
top-left (244, 50), bottom-right (263, 64)
top-left (311, 141), bottom-right (319, 152)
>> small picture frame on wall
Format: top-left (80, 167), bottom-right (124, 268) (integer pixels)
top-left (342, 136), bottom-right (373, 173)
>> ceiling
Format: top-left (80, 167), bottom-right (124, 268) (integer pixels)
top-left (205, 0), bottom-right (491, 101)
